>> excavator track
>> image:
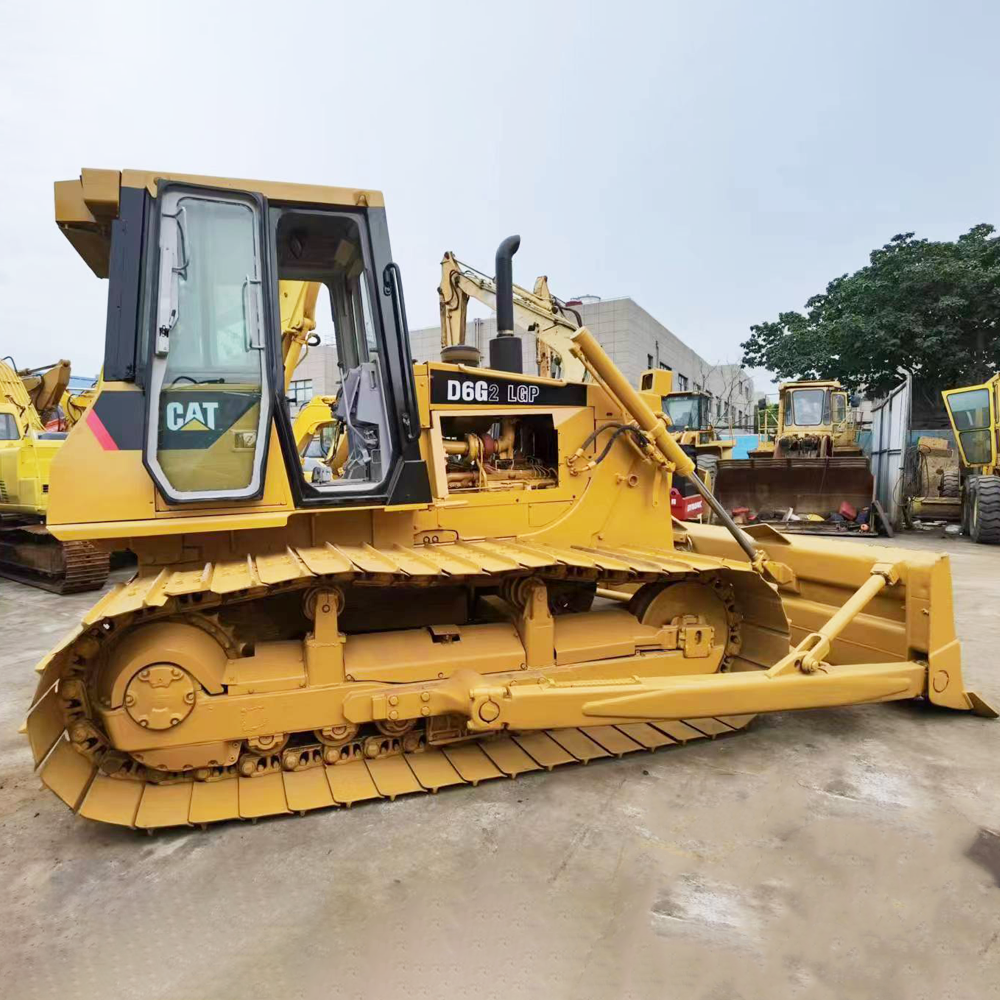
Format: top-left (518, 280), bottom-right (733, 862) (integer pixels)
top-left (0, 524), bottom-right (109, 594)
top-left (25, 539), bottom-right (778, 830)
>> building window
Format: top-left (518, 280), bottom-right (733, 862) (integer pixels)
top-left (289, 379), bottom-right (313, 407)
top-left (676, 374), bottom-right (689, 390)
top-left (647, 354), bottom-right (654, 369)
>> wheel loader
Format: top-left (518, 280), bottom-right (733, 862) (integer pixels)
top-left (0, 357), bottom-right (109, 592)
top-left (25, 167), bottom-right (993, 832)
top-left (715, 379), bottom-right (874, 526)
top-left (941, 373), bottom-right (1000, 543)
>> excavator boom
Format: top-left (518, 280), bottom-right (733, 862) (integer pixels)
top-left (439, 251), bottom-right (585, 380)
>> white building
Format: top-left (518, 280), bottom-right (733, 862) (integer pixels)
top-left (290, 295), bottom-right (756, 431)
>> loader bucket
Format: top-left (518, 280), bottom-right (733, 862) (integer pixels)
top-left (678, 521), bottom-right (994, 718)
top-left (715, 456), bottom-right (873, 520)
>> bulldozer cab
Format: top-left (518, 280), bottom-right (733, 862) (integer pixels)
top-left (769, 381), bottom-right (860, 456)
top-left (57, 172), bottom-right (425, 512)
top-left (942, 377), bottom-right (999, 472)
top-left (663, 391), bottom-right (711, 432)
top-left (146, 186), bottom-right (411, 502)
top-left (781, 384), bottom-right (852, 434)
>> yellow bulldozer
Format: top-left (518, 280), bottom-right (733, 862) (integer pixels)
top-left (0, 356), bottom-right (109, 592)
top-left (941, 373), bottom-right (1000, 543)
top-left (24, 167), bottom-right (993, 831)
top-left (715, 379), bottom-right (875, 526)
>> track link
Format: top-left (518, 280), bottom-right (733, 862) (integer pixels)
top-left (36, 708), bottom-right (753, 830)
top-left (0, 527), bottom-right (109, 594)
top-left (26, 539), bottom-right (786, 830)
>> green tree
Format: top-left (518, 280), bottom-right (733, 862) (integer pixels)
top-left (741, 225), bottom-right (1000, 400)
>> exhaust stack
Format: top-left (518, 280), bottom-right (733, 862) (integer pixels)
top-left (489, 235), bottom-right (523, 373)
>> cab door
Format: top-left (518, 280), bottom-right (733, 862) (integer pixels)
top-left (145, 185), bottom-right (273, 502)
top-left (942, 382), bottom-right (996, 469)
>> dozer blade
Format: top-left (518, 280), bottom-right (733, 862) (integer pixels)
top-left (715, 456), bottom-right (873, 522)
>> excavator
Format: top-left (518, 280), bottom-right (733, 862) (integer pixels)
top-left (715, 379), bottom-right (874, 526)
top-left (293, 394), bottom-right (344, 482)
top-left (24, 167), bottom-right (993, 831)
top-left (55, 376), bottom-right (102, 431)
top-left (0, 357), bottom-right (109, 592)
top-left (439, 249), bottom-right (585, 379)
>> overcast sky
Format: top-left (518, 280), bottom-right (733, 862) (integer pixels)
top-left (2, 0), bottom-right (998, 388)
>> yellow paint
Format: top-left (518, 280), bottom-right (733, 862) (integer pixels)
top-left (26, 166), bottom-right (994, 830)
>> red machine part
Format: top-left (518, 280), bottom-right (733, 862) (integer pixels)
top-left (669, 488), bottom-right (704, 521)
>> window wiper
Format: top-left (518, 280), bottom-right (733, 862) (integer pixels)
top-left (169, 376), bottom-right (225, 386)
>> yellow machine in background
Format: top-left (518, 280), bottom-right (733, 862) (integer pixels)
top-left (58, 377), bottom-right (101, 430)
top-left (293, 394), bottom-right (345, 482)
top-left (942, 373), bottom-right (1000, 543)
top-left (24, 167), bottom-right (992, 832)
top-left (750, 380), bottom-right (864, 458)
top-left (439, 248), bottom-right (585, 379)
top-left (640, 369), bottom-right (735, 490)
top-left (16, 359), bottom-right (72, 424)
top-left (715, 379), bottom-right (874, 522)
top-left (0, 357), bottom-right (109, 592)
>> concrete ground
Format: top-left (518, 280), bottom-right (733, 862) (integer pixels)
top-left (0, 534), bottom-right (998, 1000)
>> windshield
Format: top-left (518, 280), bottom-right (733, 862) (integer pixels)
top-left (787, 389), bottom-right (827, 427)
top-left (0, 413), bottom-right (19, 440)
top-left (664, 394), bottom-right (704, 430)
top-left (946, 388), bottom-right (990, 430)
top-left (163, 197), bottom-right (262, 386)
top-left (946, 387), bottom-right (993, 465)
top-left (303, 424), bottom-right (335, 459)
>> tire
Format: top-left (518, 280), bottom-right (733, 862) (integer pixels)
top-left (939, 469), bottom-right (961, 498)
top-left (969, 475), bottom-right (1000, 544)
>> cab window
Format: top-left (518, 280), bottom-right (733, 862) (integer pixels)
top-left (787, 389), bottom-right (826, 426)
top-left (946, 387), bottom-right (992, 465)
top-left (832, 393), bottom-right (847, 423)
top-left (664, 394), bottom-right (703, 430)
top-left (0, 413), bottom-right (19, 440)
top-left (274, 209), bottom-right (393, 491)
top-left (145, 188), bottom-right (271, 502)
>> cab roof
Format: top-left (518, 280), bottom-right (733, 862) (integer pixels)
top-left (54, 168), bottom-right (384, 278)
top-left (779, 380), bottom-right (843, 391)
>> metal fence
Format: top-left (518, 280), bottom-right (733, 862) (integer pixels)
top-left (870, 375), bottom-right (911, 528)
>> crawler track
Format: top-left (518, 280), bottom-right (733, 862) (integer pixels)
top-left (0, 525), bottom-right (109, 594)
top-left (26, 538), bottom-right (784, 830)
top-left (34, 709), bottom-right (753, 830)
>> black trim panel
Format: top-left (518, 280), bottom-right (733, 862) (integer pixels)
top-left (92, 391), bottom-right (144, 450)
top-left (103, 187), bottom-right (148, 381)
top-left (429, 369), bottom-right (587, 407)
